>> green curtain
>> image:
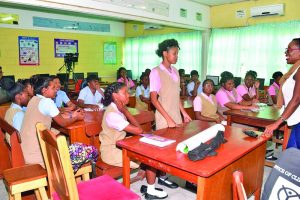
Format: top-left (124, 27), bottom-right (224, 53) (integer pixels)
top-left (207, 20), bottom-right (300, 85)
top-left (125, 31), bottom-right (202, 79)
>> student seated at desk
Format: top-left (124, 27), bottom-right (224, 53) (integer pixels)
top-left (187, 70), bottom-right (202, 97)
top-left (2, 80), bottom-right (30, 131)
top-left (77, 75), bottom-right (104, 111)
top-left (18, 78), bottom-right (34, 98)
top-left (100, 82), bottom-right (168, 199)
top-left (135, 73), bottom-right (150, 111)
top-left (236, 70), bottom-right (259, 103)
top-left (51, 76), bottom-right (76, 111)
top-left (216, 71), bottom-right (258, 114)
top-left (117, 67), bottom-right (135, 90)
top-left (193, 79), bottom-right (224, 123)
top-left (267, 71), bottom-right (283, 105)
top-left (20, 76), bottom-right (85, 167)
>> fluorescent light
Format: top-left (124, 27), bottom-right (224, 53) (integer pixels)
top-left (1, 16), bottom-right (13, 21)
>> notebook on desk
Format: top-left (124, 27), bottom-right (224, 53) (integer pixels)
top-left (139, 134), bottom-right (175, 147)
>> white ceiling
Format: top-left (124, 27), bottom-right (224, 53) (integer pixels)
top-left (190, 0), bottom-right (249, 6)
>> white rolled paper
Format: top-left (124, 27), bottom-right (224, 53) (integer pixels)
top-left (176, 124), bottom-right (225, 153)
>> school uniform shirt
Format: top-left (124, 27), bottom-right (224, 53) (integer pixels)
top-left (236, 83), bottom-right (256, 98)
top-left (216, 87), bottom-right (242, 108)
top-left (135, 85), bottom-right (150, 110)
top-left (20, 95), bottom-right (59, 167)
top-left (99, 102), bottom-right (139, 168)
top-left (267, 82), bottom-right (280, 104)
top-left (150, 63), bottom-right (182, 130)
top-left (117, 77), bottom-right (135, 88)
top-left (187, 81), bottom-right (203, 96)
top-left (54, 90), bottom-right (71, 108)
top-left (77, 86), bottom-right (103, 105)
top-left (194, 93), bottom-right (218, 119)
top-left (4, 103), bottom-right (25, 131)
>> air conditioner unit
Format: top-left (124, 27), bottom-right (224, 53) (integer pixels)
top-left (250, 4), bottom-right (284, 17)
top-left (144, 23), bottom-right (163, 30)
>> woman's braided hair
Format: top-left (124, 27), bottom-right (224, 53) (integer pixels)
top-left (220, 71), bottom-right (234, 85)
top-left (103, 82), bottom-right (125, 106)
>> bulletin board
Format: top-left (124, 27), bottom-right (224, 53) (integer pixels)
top-left (18, 36), bottom-right (40, 65)
top-left (103, 42), bottom-right (117, 64)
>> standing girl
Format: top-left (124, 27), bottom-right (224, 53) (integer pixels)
top-left (150, 39), bottom-right (191, 130)
top-left (100, 82), bottom-right (167, 199)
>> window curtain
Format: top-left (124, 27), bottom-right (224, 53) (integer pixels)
top-left (124, 31), bottom-right (202, 79)
top-left (207, 20), bottom-right (300, 85)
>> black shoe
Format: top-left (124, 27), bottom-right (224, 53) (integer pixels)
top-left (144, 192), bottom-right (168, 200)
top-left (140, 185), bottom-right (163, 194)
top-left (266, 155), bottom-right (277, 161)
top-left (185, 181), bottom-right (197, 192)
top-left (266, 149), bottom-right (273, 154)
top-left (158, 177), bottom-right (178, 188)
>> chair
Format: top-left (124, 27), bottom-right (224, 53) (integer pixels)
top-left (0, 118), bottom-right (48, 200)
top-left (36, 123), bottom-right (140, 200)
top-left (234, 77), bottom-right (242, 87)
top-left (232, 171), bottom-right (247, 200)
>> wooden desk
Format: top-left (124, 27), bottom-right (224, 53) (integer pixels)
top-left (53, 108), bottom-right (154, 145)
top-left (224, 106), bottom-right (290, 150)
top-left (118, 121), bottom-right (270, 200)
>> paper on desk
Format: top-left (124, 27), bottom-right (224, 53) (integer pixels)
top-left (176, 124), bottom-right (225, 153)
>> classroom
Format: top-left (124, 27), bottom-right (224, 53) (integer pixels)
top-left (0, 0), bottom-right (300, 199)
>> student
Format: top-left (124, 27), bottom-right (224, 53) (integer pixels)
top-left (135, 73), bottom-right (150, 111)
top-left (117, 67), bottom-right (135, 90)
top-left (236, 70), bottom-right (259, 103)
top-left (144, 68), bottom-right (151, 77)
top-left (20, 76), bottom-right (85, 167)
top-left (267, 71), bottom-right (283, 105)
top-left (77, 74), bottom-right (104, 111)
top-left (52, 76), bottom-right (76, 110)
top-left (216, 71), bottom-right (258, 115)
top-left (150, 39), bottom-right (192, 130)
top-left (100, 82), bottom-right (168, 199)
top-left (3, 81), bottom-right (29, 131)
top-left (187, 70), bottom-right (202, 97)
top-left (18, 79), bottom-right (34, 98)
top-left (0, 67), bottom-right (11, 104)
top-left (193, 79), bottom-right (224, 123)
top-left (178, 68), bottom-right (187, 96)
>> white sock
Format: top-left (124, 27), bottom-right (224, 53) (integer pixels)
top-left (147, 184), bottom-right (167, 198)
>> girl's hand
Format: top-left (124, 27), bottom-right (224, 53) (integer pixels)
top-left (254, 80), bottom-right (260, 89)
top-left (72, 109), bottom-right (85, 120)
top-left (114, 98), bottom-right (127, 113)
top-left (89, 104), bottom-right (100, 111)
top-left (215, 117), bottom-right (222, 124)
top-left (183, 113), bottom-right (192, 123)
top-left (166, 118), bottom-right (177, 128)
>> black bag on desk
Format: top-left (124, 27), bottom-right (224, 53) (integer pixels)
top-left (188, 131), bottom-right (226, 161)
top-left (262, 148), bottom-right (300, 200)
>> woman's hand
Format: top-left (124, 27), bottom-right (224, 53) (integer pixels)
top-left (215, 117), bottom-right (222, 124)
top-left (72, 109), bottom-right (85, 120)
top-left (183, 113), bottom-right (192, 123)
top-left (263, 121), bottom-right (281, 137)
top-left (166, 118), bottom-right (178, 128)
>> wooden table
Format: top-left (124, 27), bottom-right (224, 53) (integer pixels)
top-left (53, 107), bottom-right (154, 145)
top-left (117, 120), bottom-right (270, 200)
top-left (224, 106), bottom-right (290, 150)
top-left (0, 102), bottom-right (11, 119)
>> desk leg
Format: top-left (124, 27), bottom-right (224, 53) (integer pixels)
top-left (196, 176), bottom-right (205, 200)
top-left (282, 125), bottom-right (290, 150)
top-left (122, 149), bottom-right (130, 188)
top-left (254, 187), bottom-right (261, 200)
top-left (227, 115), bottom-right (232, 126)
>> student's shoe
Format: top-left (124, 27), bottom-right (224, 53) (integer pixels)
top-left (185, 181), bottom-right (197, 192)
top-left (266, 155), bottom-right (277, 161)
top-left (144, 188), bottom-right (168, 200)
top-left (158, 177), bottom-right (178, 188)
top-left (140, 185), bottom-right (163, 193)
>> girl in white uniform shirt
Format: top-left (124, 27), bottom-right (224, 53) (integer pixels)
top-left (135, 73), bottom-right (151, 111)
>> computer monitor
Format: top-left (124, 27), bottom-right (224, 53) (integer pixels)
top-left (87, 72), bottom-right (98, 78)
top-left (233, 77), bottom-right (241, 87)
top-left (257, 78), bottom-right (265, 90)
top-left (3, 75), bottom-right (15, 82)
top-left (37, 73), bottom-right (50, 78)
top-left (206, 75), bottom-right (219, 86)
top-left (56, 73), bottom-right (69, 84)
top-left (73, 72), bottom-right (84, 80)
top-left (269, 79), bottom-right (274, 85)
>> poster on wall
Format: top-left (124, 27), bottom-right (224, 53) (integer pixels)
top-left (18, 36), bottom-right (39, 65)
top-left (54, 39), bottom-right (78, 57)
top-left (104, 42), bottom-right (117, 64)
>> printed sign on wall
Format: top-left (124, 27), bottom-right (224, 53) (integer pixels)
top-left (54, 39), bottom-right (78, 57)
top-left (104, 42), bottom-right (117, 64)
top-left (18, 36), bottom-right (39, 65)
